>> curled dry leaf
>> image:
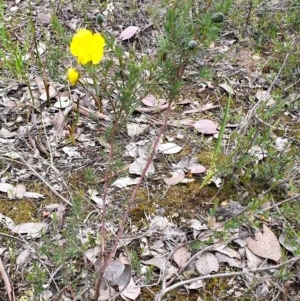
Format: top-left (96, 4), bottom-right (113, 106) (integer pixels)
top-left (4, 151), bottom-right (21, 159)
top-left (215, 252), bottom-right (242, 268)
top-left (62, 146), bottom-right (82, 158)
top-left (219, 83), bottom-right (234, 95)
top-left (248, 145), bottom-right (267, 161)
top-left (0, 128), bottom-right (17, 138)
top-left (246, 224), bottom-right (281, 262)
top-left (88, 189), bottom-right (105, 207)
top-left (0, 214), bottom-right (15, 231)
top-left (23, 191), bottom-right (44, 199)
top-left (194, 119), bottom-right (219, 134)
top-left (141, 257), bottom-right (177, 279)
top-left (214, 245), bottom-right (241, 259)
top-left (53, 97), bottom-right (71, 109)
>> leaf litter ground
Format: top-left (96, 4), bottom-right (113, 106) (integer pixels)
top-left (0, 1), bottom-right (299, 301)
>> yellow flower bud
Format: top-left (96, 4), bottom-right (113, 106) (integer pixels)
top-left (67, 68), bottom-right (80, 85)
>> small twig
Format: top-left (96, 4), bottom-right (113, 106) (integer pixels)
top-left (240, 51), bottom-right (290, 136)
top-left (155, 256), bottom-right (300, 301)
top-left (0, 257), bottom-right (15, 301)
top-left (242, 0), bottom-right (253, 37)
top-left (2, 156), bottom-right (73, 207)
top-left (72, 102), bottom-right (110, 121)
top-left (262, 193), bottom-right (300, 212)
top-left (98, 164), bottom-right (131, 183)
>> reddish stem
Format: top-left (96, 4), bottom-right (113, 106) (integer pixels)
top-left (94, 100), bottom-right (173, 300)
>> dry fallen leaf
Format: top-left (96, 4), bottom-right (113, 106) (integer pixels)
top-left (141, 94), bottom-right (166, 107)
top-left (219, 83), bottom-right (235, 95)
top-left (126, 123), bottom-right (149, 137)
top-left (215, 252), bottom-right (242, 268)
top-left (194, 119), bottom-right (219, 134)
top-left (119, 26), bottom-right (140, 40)
top-left (195, 252), bottom-right (219, 275)
top-left (185, 279), bottom-right (204, 290)
top-left (185, 162), bottom-right (206, 174)
top-left (163, 170), bottom-right (185, 186)
top-left (246, 224), bottom-right (281, 262)
top-left (16, 248), bottom-right (32, 268)
top-left (14, 184), bottom-right (26, 199)
top-left (102, 260), bottom-right (130, 287)
top-left (112, 177), bottom-right (141, 188)
top-left (12, 222), bottom-right (48, 238)
top-left (255, 90), bottom-right (275, 106)
top-left (141, 257), bottom-right (177, 279)
top-left (279, 234), bottom-right (300, 254)
top-left (129, 157), bottom-right (155, 177)
top-left (120, 278), bottom-right (141, 301)
top-left (173, 246), bottom-right (191, 268)
top-left (158, 142), bottom-right (182, 154)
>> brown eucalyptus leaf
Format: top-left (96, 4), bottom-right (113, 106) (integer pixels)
top-left (120, 278), bottom-right (141, 300)
top-left (195, 252), bottom-right (219, 275)
top-left (173, 247), bottom-right (191, 268)
top-left (246, 224), bottom-right (281, 262)
top-left (215, 252), bottom-right (242, 268)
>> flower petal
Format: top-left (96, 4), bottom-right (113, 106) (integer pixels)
top-left (70, 29), bottom-right (93, 65)
top-left (70, 29), bottom-right (92, 55)
top-left (91, 33), bottom-right (105, 64)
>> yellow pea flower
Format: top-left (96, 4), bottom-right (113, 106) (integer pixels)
top-left (67, 68), bottom-right (80, 85)
top-left (70, 29), bottom-right (105, 65)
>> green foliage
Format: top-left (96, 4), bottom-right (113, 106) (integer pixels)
top-left (26, 262), bottom-right (47, 295)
